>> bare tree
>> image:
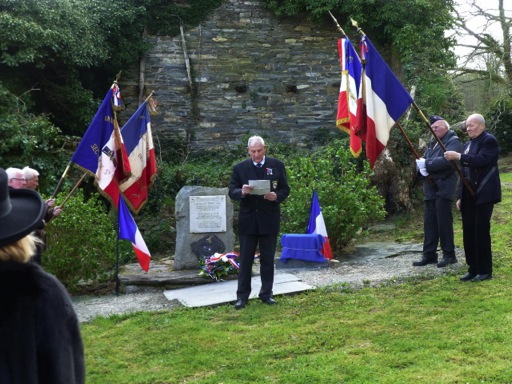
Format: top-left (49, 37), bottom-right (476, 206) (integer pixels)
top-left (452, 0), bottom-right (512, 92)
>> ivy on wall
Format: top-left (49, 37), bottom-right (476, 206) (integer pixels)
top-left (146, 0), bottom-right (226, 36)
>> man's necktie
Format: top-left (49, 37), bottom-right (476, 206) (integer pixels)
top-left (256, 163), bottom-right (262, 168)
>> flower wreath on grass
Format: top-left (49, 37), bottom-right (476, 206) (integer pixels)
top-left (199, 252), bottom-right (241, 281)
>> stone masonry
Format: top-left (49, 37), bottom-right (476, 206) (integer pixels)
top-left (120, 0), bottom-right (343, 153)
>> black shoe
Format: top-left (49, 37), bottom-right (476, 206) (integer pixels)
top-left (437, 258), bottom-right (457, 268)
top-left (234, 299), bottom-right (247, 310)
top-left (260, 297), bottom-right (277, 305)
top-left (412, 257), bottom-right (437, 267)
top-left (460, 273), bottom-right (476, 282)
top-left (471, 274), bottom-right (492, 282)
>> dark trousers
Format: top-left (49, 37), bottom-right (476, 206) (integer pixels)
top-left (461, 200), bottom-right (494, 275)
top-left (423, 197), bottom-right (455, 260)
top-left (237, 234), bottom-right (277, 301)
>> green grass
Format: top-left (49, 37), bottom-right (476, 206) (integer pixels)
top-left (81, 167), bottom-right (512, 384)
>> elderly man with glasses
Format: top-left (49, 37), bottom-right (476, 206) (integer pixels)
top-left (6, 167), bottom-right (27, 189)
top-left (413, 115), bottom-right (463, 268)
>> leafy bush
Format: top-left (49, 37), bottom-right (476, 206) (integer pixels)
top-left (0, 83), bottom-right (72, 195)
top-left (44, 189), bottom-right (132, 292)
top-left (137, 140), bottom-right (385, 257)
top-left (487, 96), bottom-right (512, 155)
top-left (281, 139), bottom-right (386, 252)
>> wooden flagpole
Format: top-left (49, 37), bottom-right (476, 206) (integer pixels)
top-left (346, 16), bottom-right (474, 196)
top-left (51, 162), bottom-right (72, 199)
top-left (328, 11), bottom-right (347, 36)
top-left (46, 172), bottom-right (88, 224)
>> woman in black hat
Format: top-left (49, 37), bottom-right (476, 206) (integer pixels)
top-left (0, 168), bottom-right (85, 384)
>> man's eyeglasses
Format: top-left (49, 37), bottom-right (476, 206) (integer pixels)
top-left (431, 125), bottom-right (445, 130)
top-left (11, 178), bottom-right (27, 182)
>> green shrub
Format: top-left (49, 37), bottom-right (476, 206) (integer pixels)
top-left (136, 140), bottom-right (386, 258)
top-left (44, 189), bottom-right (132, 292)
top-left (281, 139), bottom-right (386, 252)
top-left (0, 84), bottom-right (71, 195)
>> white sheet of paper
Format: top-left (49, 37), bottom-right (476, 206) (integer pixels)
top-left (248, 179), bottom-right (270, 195)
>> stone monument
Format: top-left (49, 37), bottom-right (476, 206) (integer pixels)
top-left (174, 186), bottom-right (234, 270)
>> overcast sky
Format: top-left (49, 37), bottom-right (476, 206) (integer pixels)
top-left (452, 0), bottom-right (511, 66)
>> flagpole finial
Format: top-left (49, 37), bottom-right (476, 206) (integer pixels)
top-left (144, 90), bottom-right (155, 103)
top-left (328, 10), bottom-right (347, 36)
top-left (146, 92), bottom-right (159, 115)
top-left (350, 18), bottom-right (365, 36)
top-left (114, 70), bottom-right (122, 83)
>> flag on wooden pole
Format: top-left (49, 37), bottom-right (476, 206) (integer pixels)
top-left (336, 37), bottom-right (363, 158)
top-left (120, 100), bottom-right (157, 214)
top-left (70, 83), bottom-right (131, 208)
top-left (306, 191), bottom-right (333, 260)
top-left (118, 196), bottom-right (151, 271)
top-left (357, 36), bottom-right (414, 167)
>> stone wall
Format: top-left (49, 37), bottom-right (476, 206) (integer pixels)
top-left (120, 0), bottom-right (342, 153)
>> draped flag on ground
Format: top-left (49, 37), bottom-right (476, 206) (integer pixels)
top-left (70, 83), bottom-right (131, 208)
top-left (337, 37), bottom-right (363, 158)
top-left (306, 191), bottom-right (333, 260)
top-left (357, 36), bottom-right (414, 167)
top-left (118, 196), bottom-right (151, 271)
top-left (120, 100), bottom-right (157, 214)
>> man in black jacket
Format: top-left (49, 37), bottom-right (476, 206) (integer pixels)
top-left (229, 136), bottom-right (290, 309)
top-left (445, 113), bottom-right (501, 282)
top-left (413, 116), bottom-right (463, 268)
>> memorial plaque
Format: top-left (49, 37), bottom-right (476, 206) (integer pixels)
top-left (189, 195), bottom-right (226, 233)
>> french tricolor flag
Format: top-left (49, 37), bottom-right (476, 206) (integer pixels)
top-left (336, 37), bottom-right (363, 158)
top-left (118, 197), bottom-right (151, 271)
top-left (358, 36), bottom-right (414, 167)
top-left (120, 100), bottom-right (157, 214)
top-left (306, 191), bottom-right (333, 260)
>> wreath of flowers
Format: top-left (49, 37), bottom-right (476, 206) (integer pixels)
top-left (199, 252), bottom-right (240, 281)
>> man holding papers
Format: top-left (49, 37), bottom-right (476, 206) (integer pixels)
top-left (229, 135), bottom-right (290, 309)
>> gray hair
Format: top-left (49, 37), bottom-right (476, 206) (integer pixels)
top-left (22, 166), bottom-right (39, 180)
top-left (247, 135), bottom-right (265, 147)
top-left (5, 167), bottom-right (23, 180)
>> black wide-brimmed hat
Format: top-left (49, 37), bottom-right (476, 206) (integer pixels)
top-left (0, 167), bottom-right (45, 247)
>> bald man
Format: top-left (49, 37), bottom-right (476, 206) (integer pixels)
top-left (445, 113), bottom-right (501, 282)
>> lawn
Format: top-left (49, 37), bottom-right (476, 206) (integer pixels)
top-left (81, 167), bottom-right (512, 384)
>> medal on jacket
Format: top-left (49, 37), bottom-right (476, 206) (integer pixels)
top-left (272, 180), bottom-right (278, 189)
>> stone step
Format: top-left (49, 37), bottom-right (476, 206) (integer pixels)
top-left (163, 273), bottom-right (312, 308)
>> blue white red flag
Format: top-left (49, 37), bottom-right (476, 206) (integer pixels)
top-left (118, 196), bottom-right (151, 271)
top-left (306, 191), bottom-right (333, 260)
top-left (337, 37), bottom-right (363, 157)
top-left (358, 36), bottom-right (414, 167)
top-left (70, 85), bottom-right (131, 208)
top-left (120, 100), bottom-right (157, 214)
top-left (111, 82), bottom-right (122, 111)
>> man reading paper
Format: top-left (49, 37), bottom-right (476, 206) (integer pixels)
top-left (228, 135), bottom-right (290, 310)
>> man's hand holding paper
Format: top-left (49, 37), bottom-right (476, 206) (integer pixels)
top-left (248, 180), bottom-right (270, 195)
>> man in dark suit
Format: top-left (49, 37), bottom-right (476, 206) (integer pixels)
top-left (445, 113), bottom-right (501, 282)
top-left (413, 116), bottom-right (462, 268)
top-left (229, 135), bottom-right (290, 309)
